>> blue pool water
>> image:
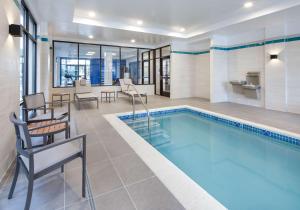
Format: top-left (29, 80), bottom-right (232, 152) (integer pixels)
top-left (122, 109), bottom-right (300, 210)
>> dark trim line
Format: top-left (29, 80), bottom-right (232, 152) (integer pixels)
top-left (52, 39), bottom-right (151, 50)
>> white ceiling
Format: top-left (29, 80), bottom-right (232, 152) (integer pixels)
top-left (29, 0), bottom-right (300, 46)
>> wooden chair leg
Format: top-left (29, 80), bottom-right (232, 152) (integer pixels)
top-left (8, 158), bottom-right (20, 199)
top-left (61, 165), bottom-right (64, 173)
top-left (24, 177), bottom-right (34, 210)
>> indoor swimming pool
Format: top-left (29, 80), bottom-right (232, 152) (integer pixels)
top-left (119, 107), bottom-right (300, 210)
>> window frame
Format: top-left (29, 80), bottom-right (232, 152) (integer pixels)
top-left (20, 0), bottom-right (37, 97)
top-left (52, 40), bottom-right (153, 88)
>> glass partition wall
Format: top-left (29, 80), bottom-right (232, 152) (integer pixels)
top-left (53, 41), bottom-right (152, 87)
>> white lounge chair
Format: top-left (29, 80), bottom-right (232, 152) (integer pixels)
top-left (74, 79), bottom-right (99, 110)
top-left (119, 78), bottom-right (148, 104)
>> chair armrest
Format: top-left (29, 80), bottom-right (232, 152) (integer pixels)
top-left (22, 107), bottom-right (53, 111)
top-left (28, 134), bottom-right (86, 155)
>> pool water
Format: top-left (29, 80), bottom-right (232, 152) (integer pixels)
top-left (123, 110), bottom-right (300, 210)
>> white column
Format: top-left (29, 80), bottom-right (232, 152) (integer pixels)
top-left (210, 36), bottom-right (229, 103)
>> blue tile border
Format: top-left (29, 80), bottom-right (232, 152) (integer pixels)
top-left (119, 108), bottom-right (300, 147)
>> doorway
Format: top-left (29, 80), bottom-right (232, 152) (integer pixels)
top-left (160, 56), bottom-right (170, 97)
top-left (154, 45), bottom-right (171, 97)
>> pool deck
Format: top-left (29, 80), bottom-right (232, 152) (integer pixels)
top-left (1, 96), bottom-right (300, 210)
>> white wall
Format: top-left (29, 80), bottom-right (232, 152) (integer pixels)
top-left (227, 46), bottom-right (265, 107)
top-left (195, 53), bottom-right (210, 99)
top-left (0, 0), bottom-right (20, 180)
top-left (264, 40), bottom-right (300, 114)
top-left (264, 43), bottom-right (287, 111)
top-left (285, 41), bottom-right (300, 114)
top-left (170, 53), bottom-right (210, 99)
top-left (210, 49), bottom-right (228, 103)
top-left (170, 53), bottom-right (196, 99)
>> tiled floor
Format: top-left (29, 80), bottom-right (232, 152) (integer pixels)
top-left (1, 96), bottom-right (300, 210)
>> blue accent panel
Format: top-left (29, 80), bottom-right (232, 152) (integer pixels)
top-left (119, 108), bottom-right (300, 147)
top-left (90, 59), bottom-right (100, 85)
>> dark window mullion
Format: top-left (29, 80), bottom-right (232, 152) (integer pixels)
top-left (142, 52), bottom-right (144, 84)
top-left (148, 51), bottom-right (151, 85)
top-left (77, 43), bottom-right (79, 80)
top-left (119, 47), bottom-right (121, 81)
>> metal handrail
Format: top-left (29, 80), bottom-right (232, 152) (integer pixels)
top-left (128, 84), bottom-right (151, 133)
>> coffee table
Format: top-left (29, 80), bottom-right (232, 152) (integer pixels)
top-left (101, 90), bottom-right (116, 103)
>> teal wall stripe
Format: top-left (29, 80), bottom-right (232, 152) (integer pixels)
top-left (41, 37), bottom-right (49, 42)
top-left (173, 35), bottom-right (300, 54)
top-left (13, 0), bottom-right (21, 10)
top-left (172, 50), bottom-right (210, 55)
top-left (211, 35), bottom-right (300, 51)
top-left (36, 35), bottom-right (49, 42)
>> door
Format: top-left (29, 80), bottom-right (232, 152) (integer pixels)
top-left (160, 56), bottom-right (170, 97)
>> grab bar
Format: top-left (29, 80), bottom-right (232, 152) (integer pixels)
top-left (128, 84), bottom-right (150, 133)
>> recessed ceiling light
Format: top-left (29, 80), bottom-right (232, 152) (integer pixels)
top-left (244, 2), bottom-right (253, 8)
top-left (88, 11), bottom-right (96, 17)
top-left (180, 27), bottom-right (186, 32)
top-left (88, 35), bottom-right (94, 39)
top-left (137, 20), bottom-right (143, 25)
top-left (131, 39), bottom-right (136, 43)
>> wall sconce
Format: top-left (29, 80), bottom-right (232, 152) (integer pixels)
top-left (270, 54), bottom-right (278, 60)
top-left (9, 24), bottom-right (23, 37)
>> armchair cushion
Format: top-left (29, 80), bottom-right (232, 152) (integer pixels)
top-left (21, 142), bottom-right (80, 173)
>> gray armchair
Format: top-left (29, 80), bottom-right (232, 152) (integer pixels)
top-left (23, 92), bottom-right (70, 122)
top-left (8, 113), bottom-right (86, 210)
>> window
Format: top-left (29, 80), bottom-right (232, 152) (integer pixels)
top-left (53, 41), bottom-right (153, 87)
top-left (79, 44), bottom-right (100, 85)
top-left (138, 49), bottom-right (148, 85)
top-left (20, 0), bottom-right (37, 100)
top-left (53, 42), bottom-right (78, 87)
